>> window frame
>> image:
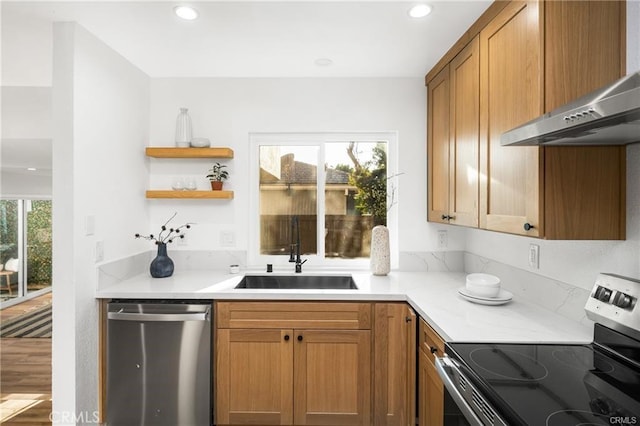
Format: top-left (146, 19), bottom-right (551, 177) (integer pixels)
top-left (248, 132), bottom-right (398, 270)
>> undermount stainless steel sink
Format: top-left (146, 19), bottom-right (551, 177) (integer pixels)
top-left (235, 275), bottom-right (358, 290)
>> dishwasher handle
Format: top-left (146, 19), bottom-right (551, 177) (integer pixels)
top-left (435, 356), bottom-right (485, 426)
top-left (108, 311), bottom-right (209, 322)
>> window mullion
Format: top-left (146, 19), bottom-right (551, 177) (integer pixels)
top-left (317, 143), bottom-right (326, 260)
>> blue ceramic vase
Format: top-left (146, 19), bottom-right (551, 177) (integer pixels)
top-left (150, 243), bottom-right (174, 278)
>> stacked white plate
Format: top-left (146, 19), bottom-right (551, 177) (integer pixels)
top-left (458, 273), bottom-right (513, 305)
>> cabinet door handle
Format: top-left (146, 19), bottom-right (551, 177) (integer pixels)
top-left (297, 335), bottom-right (303, 342)
top-left (524, 222), bottom-right (535, 231)
top-left (441, 214), bottom-right (451, 220)
top-left (405, 316), bottom-right (412, 323)
top-left (430, 346), bottom-right (438, 354)
top-left (284, 334), bottom-right (290, 341)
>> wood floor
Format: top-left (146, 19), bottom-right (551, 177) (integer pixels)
top-left (0, 293), bottom-right (52, 425)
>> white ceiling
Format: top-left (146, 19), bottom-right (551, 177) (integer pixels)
top-left (1, 0), bottom-right (492, 85)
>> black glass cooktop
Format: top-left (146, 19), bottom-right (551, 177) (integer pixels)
top-left (446, 328), bottom-right (640, 426)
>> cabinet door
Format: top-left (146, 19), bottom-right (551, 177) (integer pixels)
top-left (373, 303), bottom-right (416, 426)
top-left (543, 0), bottom-right (626, 240)
top-left (449, 36), bottom-right (480, 227)
top-left (293, 330), bottom-right (371, 425)
top-left (418, 319), bottom-right (445, 426)
top-left (420, 351), bottom-right (444, 426)
top-left (418, 349), bottom-right (428, 426)
top-left (544, 0), bottom-right (624, 113)
top-left (427, 66), bottom-right (451, 223)
top-left (216, 328), bottom-right (293, 425)
top-left (479, 0), bottom-right (543, 236)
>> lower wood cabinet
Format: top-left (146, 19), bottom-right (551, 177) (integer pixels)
top-left (373, 303), bottom-right (416, 426)
top-left (418, 318), bottom-right (445, 426)
top-left (215, 301), bottom-right (419, 426)
top-left (216, 328), bottom-right (294, 425)
top-left (215, 302), bottom-right (372, 425)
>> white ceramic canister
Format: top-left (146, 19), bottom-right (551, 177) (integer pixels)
top-left (370, 225), bottom-right (390, 276)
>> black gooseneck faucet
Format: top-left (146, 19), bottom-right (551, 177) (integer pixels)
top-left (289, 215), bottom-right (307, 273)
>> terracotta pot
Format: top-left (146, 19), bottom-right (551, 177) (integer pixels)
top-left (210, 181), bottom-right (224, 191)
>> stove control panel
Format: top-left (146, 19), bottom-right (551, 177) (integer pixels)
top-left (586, 274), bottom-right (640, 341)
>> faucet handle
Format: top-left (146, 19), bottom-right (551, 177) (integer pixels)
top-left (295, 259), bottom-right (308, 273)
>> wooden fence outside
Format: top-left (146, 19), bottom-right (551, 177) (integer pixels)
top-left (260, 215), bottom-right (373, 258)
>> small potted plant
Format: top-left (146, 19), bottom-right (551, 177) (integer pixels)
top-left (206, 162), bottom-right (229, 190)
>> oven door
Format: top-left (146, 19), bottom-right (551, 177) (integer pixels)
top-left (443, 382), bottom-right (473, 426)
top-left (435, 356), bottom-right (508, 426)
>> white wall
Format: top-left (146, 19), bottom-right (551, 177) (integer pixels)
top-left (52, 22), bottom-right (150, 421)
top-left (148, 78), bottom-right (466, 263)
top-left (1, 87), bottom-right (52, 139)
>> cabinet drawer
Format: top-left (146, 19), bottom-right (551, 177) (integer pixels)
top-left (216, 302), bottom-right (372, 330)
top-left (419, 318), bottom-right (445, 364)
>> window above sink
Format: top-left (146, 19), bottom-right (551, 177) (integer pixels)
top-left (248, 132), bottom-right (398, 270)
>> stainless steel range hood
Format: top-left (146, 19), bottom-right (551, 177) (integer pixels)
top-left (501, 71), bottom-right (640, 146)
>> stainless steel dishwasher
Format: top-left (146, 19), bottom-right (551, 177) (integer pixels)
top-left (106, 300), bottom-right (212, 426)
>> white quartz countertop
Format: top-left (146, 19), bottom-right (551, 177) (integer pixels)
top-left (96, 270), bottom-right (593, 344)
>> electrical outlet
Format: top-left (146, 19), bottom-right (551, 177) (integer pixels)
top-left (437, 230), bottom-right (448, 249)
top-left (529, 244), bottom-right (539, 269)
top-left (220, 231), bottom-right (235, 247)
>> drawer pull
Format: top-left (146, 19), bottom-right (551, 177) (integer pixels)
top-left (430, 346), bottom-right (438, 354)
top-left (284, 334), bottom-right (290, 341)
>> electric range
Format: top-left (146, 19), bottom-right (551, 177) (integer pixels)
top-left (436, 273), bottom-right (640, 426)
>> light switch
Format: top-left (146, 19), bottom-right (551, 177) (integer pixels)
top-left (85, 215), bottom-right (95, 236)
top-left (95, 240), bottom-right (104, 263)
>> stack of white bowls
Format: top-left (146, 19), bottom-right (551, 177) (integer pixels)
top-left (465, 273), bottom-right (501, 298)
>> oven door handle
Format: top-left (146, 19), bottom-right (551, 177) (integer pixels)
top-left (435, 356), bottom-right (485, 426)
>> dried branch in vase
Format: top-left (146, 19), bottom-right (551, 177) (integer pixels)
top-left (134, 212), bottom-right (193, 244)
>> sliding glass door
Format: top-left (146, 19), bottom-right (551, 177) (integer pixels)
top-left (0, 199), bottom-right (52, 304)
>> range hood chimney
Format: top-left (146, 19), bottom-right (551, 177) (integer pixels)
top-left (501, 70), bottom-right (640, 146)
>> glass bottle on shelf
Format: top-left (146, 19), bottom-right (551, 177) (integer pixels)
top-left (175, 107), bottom-right (192, 147)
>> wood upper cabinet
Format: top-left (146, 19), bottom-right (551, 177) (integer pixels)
top-left (479, 0), bottom-right (544, 237)
top-left (542, 0), bottom-right (626, 240)
top-left (418, 319), bottom-right (445, 426)
top-left (427, 66), bottom-right (450, 224)
top-left (428, 0), bottom-right (626, 239)
top-left (373, 303), bottom-right (416, 426)
top-left (215, 302), bottom-right (372, 425)
top-left (478, 0), bottom-right (626, 239)
top-left (544, 0), bottom-right (625, 113)
top-left (428, 36), bottom-right (480, 227)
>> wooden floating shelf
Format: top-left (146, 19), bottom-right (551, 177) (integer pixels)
top-left (145, 147), bottom-right (234, 158)
top-left (146, 190), bottom-right (234, 199)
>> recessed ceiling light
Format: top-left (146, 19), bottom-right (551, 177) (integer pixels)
top-left (315, 58), bottom-right (334, 67)
top-left (174, 6), bottom-right (199, 21)
top-left (408, 4), bottom-right (432, 18)
top-left (27, 167), bottom-right (37, 171)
